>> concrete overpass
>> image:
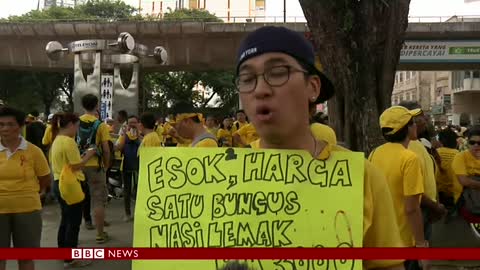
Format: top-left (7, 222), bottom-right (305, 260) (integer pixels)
top-left (1, 20), bottom-right (480, 72)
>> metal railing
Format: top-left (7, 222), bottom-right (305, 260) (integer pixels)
top-left (2, 14), bottom-right (479, 24)
top-left (0, 15), bottom-right (308, 23)
top-left (408, 15), bottom-right (480, 23)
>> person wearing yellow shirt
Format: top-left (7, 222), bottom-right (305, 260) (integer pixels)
top-left (171, 102), bottom-right (218, 147)
top-left (409, 131), bottom-right (446, 246)
top-left (138, 112), bottom-right (162, 149)
top-left (452, 126), bottom-right (480, 223)
top-left (163, 115), bottom-right (178, 147)
top-left (236, 26), bottom-right (404, 270)
top-left (79, 94), bottom-right (111, 244)
top-left (0, 106), bottom-right (51, 270)
top-left (116, 115), bottom-right (142, 222)
top-left (205, 115), bottom-right (219, 136)
top-left (49, 112), bottom-right (96, 268)
top-left (217, 117), bottom-right (234, 147)
top-left (233, 122), bottom-right (258, 147)
top-left (368, 106), bottom-right (428, 268)
top-left (436, 128), bottom-right (461, 206)
top-left (231, 110), bottom-right (248, 134)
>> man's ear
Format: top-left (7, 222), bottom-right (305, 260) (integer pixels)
top-left (307, 75), bottom-right (321, 102)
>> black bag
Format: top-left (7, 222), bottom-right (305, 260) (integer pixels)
top-left (462, 175), bottom-right (480, 216)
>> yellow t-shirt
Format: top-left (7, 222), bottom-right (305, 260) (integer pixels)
top-left (155, 124), bottom-right (164, 143)
top-left (0, 141), bottom-right (50, 213)
top-left (162, 122), bottom-right (177, 145)
top-left (206, 127), bottom-right (218, 136)
top-left (140, 132), bottom-right (162, 149)
top-left (217, 128), bottom-right (233, 147)
top-left (369, 142), bottom-right (424, 247)
top-left (50, 135), bottom-right (85, 181)
top-left (42, 124), bottom-right (53, 146)
top-left (452, 150), bottom-right (480, 176)
top-left (408, 140), bottom-right (437, 201)
top-left (436, 147), bottom-right (461, 201)
top-left (251, 141), bottom-right (404, 269)
top-left (79, 114), bottom-right (111, 168)
top-left (310, 123), bottom-right (337, 145)
top-left (231, 120), bottom-right (248, 134)
top-left (249, 123), bottom-right (338, 148)
top-left (235, 123), bottom-right (258, 146)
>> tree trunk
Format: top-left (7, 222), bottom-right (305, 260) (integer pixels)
top-left (299, 0), bottom-right (410, 154)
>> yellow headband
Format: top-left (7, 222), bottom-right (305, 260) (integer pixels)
top-left (176, 113), bottom-right (204, 124)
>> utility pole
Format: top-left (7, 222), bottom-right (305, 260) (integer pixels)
top-left (283, 0), bottom-right (286, 22)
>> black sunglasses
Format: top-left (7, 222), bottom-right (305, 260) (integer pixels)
top-left (468, 140), bottom-right (480, 146)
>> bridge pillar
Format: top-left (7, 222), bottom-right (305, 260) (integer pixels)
top-left (73, 52), bottom-right (102, 114)
top-left (112, 63), bottom-right (140, 117)
top-left (46, 33), bottom-right (168, 118)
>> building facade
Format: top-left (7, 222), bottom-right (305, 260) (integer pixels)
top-left (135, 0), bottom-right (304, 22)
top-left (392, 70), bottom-right (480, 126)
top-left (43, 0), bottom-right (86, 8)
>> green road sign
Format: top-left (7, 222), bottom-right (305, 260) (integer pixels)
top-left (449, 47), bottom-right (480, 55)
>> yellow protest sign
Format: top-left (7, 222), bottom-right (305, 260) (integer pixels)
top-left (133, 147), bottom-right (364, 270)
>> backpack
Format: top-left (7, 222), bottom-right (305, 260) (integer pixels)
top-left (123, 135), bottom-right (140, 171)
top-left (462, 175), bottom-right (480, 216)
top-left (76, 119), bottom-right (102, 156)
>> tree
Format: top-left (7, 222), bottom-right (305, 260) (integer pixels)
top-left (299, 0), bottom-right (411, 153)
top-left (76, 0), bottom-right (139, 20)
top-left (144, 70), bottom-right (237, 114)
top-left (163, 8), bottom-right (221, 22)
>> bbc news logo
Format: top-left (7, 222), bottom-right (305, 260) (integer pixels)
top-left (71, 248), bottom-right (140, 259)
top-left (72, 249), bottom-right (105, 259)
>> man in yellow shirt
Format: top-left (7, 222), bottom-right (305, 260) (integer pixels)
top-left (172, 102), bottom-right (218, 147)
top-left (369, 106), bottom-right (427, 251)
top-left (236, 26), bottom-right (405, 270)
top-left (231, 110), bottom-right (248, 134)
top-left (138, 112), bottom-right (162, 148)
top-left (79, 94), bottom-right (111, 244)
top-left (436, 128), bottom-right (462, 205)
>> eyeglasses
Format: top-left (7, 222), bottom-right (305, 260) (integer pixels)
top-left (235, 65), bottom-right (308, 93)
top-left (468, 140), bottom-right (480, 146)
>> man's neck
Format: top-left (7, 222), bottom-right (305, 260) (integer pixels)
top-left (401, 138), bottom-right (411, 148)
top-left (1, 136), bottom-right (22, 152)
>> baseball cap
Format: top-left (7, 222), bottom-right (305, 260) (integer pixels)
top-left (236, 26), bottom-right (334, 104)
top-left (380, 106), bottom-right (422, 135)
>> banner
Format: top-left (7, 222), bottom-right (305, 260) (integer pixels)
top-left (400, 41), bottom-right (480, 63)
top-left (100, 74), bottom-right (113, 120)
top-left (133, 148), bottom-right (365, 270)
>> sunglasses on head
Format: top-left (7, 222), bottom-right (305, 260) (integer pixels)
top-left (468, 140), bottom-right (480, 146)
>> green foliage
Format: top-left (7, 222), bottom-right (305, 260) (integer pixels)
top-left (163, 8), bottom-right (222, 22)
top-left (76, 0), bottom-right (138, 20)
top-left (144, 70), bottom-right (237, 115)
top-left (8, 0), bottom-right (138, 21)
top-left (0, 71), bottom-right (66, 115)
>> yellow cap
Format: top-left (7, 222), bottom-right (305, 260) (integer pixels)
top-left (379, 106), bottom-right (422, 135)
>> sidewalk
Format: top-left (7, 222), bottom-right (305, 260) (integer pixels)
top-left (6, 198), bottom-right (133, 270)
